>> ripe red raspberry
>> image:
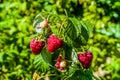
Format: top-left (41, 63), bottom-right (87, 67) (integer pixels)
top-left (30, 38), bottom-right (45, 55)
top-left (47, 34), bottom-right (64, 52)
top-left (78, 51), bottom-right (93, 69)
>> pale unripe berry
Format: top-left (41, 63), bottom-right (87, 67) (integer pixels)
top-left (39, 19), bottom-right (48, 28)
top-left (36, 19), bottom-right (48, 29)
top-left (60, 60), bottom-right (66, 68)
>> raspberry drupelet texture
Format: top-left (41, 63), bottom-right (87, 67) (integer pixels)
top-left (47, 34), bottom-right (64, 52)
top-left (78, 51), bottom-right (93, 69)
top-left (30, 38), bottom-right (45, 55)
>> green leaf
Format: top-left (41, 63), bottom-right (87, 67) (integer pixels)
top-left (67, 63), bottom-right (79, 79)
top-left (33, 19), bottom-right (42, 28)
top-left (69, 69), bottom-right (84, 80)
top-left (65, 18), bottom-right (81, 47)
top-left (65, 18), bottom-right (93, 47)
top-left (73, 35), bottom-right (86, 47)
top-left (33, 14), bottom-right (44, 33)
top-left (68, 69), bottom-right (94, 80)
top-left (51, 50), bottom-right (60, 66)
top-left (41, 48), bottom-right (52, 67)
top-left (66, 18), bottom-right (81, 40)
top-left (115, 24), bottom-right (120, 39)
top-left (71, 49), bottom-right (79, 63)
top-left (84, 69), bottom-right (94, 80)
top-left (0, 52), bottom-right (4, 62)
top-left (63, 43), bottom-right (72, 60)
top-left (33, 54), bottom-right (50, 72)
top-left (61, 0), bottom-right (68, 8)
top-left (80, 20), bottom-right (93, 39)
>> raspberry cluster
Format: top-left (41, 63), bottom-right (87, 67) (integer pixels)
top-left (78, 51), bottom-right (93, 69)
top-left (55, 56), bottom-right (66, 71)
top-left (31, 19), bottom-right (64, 54)
top-left (30, 17), bottom-right (94, 73)
top-left (30, 34), bottom-right (64, 55)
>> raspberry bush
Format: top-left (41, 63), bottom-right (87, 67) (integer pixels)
top-left (31, 13), bottom-right (96, 80)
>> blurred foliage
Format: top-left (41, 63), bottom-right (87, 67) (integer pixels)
top-left (0, 0), bottom-right (120, 80)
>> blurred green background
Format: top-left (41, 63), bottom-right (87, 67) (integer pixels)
top-left (0, 0), bottom-right (120, 80)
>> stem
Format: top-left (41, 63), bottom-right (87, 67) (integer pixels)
top-left (81, 46), bottom-right (85, 52)
top-left (39, 74), bottom-right (60, 79)
top-left (35, 14), bottom-right (45, 20)
top-left (62, 49), bottom-right (65, 59)
top-left (59, 19), bottom-right (67, 36)
top-left (64, 9), bottom-right (68, 18)
top-left (47, 12), bottom-right (52, 21)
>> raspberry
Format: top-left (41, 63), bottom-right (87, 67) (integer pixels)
top-left (55, 61), bottom-right (60, 68)
top-left (55, 56), bottom-right (62, 68)
top-left (59, 67), bottom-right (64, 71)
top-left (47, 34), bottom-right (64, 52)
top-left (57, 56), bottom-right (62, 62)
top-left (78, 51), bottom-right (93, 69)
top-left (30, 38), bottom-right (45, 55)
top-left (55, 56), bottom-right (66, 71)
top-left (55, 61), bottom-right (66, 71)
top-left (60, 60), bottom-right (66, 68)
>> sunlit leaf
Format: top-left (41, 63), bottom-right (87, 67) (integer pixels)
top-left (33, 54), bottom-right (50, 72)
